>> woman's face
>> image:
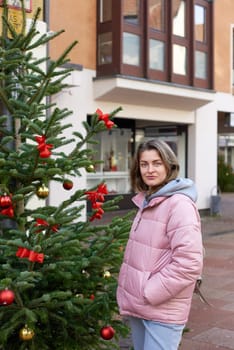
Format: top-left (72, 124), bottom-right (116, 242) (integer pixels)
top-left (139, 149), bottom-right (167, 189)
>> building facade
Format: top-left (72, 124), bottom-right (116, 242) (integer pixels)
top-left (20, 0), bottom-right (234, 211)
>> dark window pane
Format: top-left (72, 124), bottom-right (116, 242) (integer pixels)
top-left (100, 0), bottom-right (112, 22)
top-left (123, 0), bottom-right (140, 24)
top-left (98, 32), bottom-right (112, 64)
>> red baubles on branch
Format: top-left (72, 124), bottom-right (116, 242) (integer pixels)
top-left (100, 325), bottom-right (115, 340)
top-left (63, 179), bottom-right (73, 190)
top-left (0, 194), bottom-right (12, 207)
top-left (0, 194), bottom-right (14, 218)
top-left (0, 289), bottom-right (15, 305)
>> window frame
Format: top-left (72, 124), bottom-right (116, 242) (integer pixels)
top-left (96, 0), bottom-right (213, 90)
top-left (193, 0), bottom-right (213, 89)
top-left (121, 0), bottom-right (145, 77)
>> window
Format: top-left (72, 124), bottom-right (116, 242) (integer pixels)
top-left (149, 0), bottom-right (165, 31)
top-left (98, 32), bottom-right (112, 65)
top-left (86, 117), bottom-right (134, 196)
top-left (193, 1), bottom-right (212, 88)
top-left (97, 0), bottom-right (213, 89)
top-left (100, 0), bottom-right (112, 22)
top-left (172, 0), bottom-right (186, 37)
top-left (123, 32), bottom-right (140, 66)
top-left (195, 50), bottom-right (207, 79)
top-left (149, 39), bottom-right (165, 71)
top-left (173, 44), bottom-right (187, 76)
top-left (195, 4), bottom-right (206, 42)
top-left (123, 0), bottom-right (140, 24)
top-left (194, 5), bottom-right (208, 78)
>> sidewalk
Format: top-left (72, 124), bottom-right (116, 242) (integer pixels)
top-left (119, 192), bottom-right (234, 349)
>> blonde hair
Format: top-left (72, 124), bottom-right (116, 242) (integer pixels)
top-left (130, 139), bottom-right (180, 192)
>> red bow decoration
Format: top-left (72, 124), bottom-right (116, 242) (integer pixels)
top-left (35, 135), bottom-right (53, 158)
top-left (85, 183), bottom-right (108, 203)
top-left (90, 202), bottom-right (104, 221)
top-left (35, 218), bottom-right (59, 233)
top-left (86, 183), bottom-right (108, 221)
top-left (0, 206), bottom-right (14, 218)
top-left (96, 109), bottom-right (115, 129)
top-left (16, 247), bottom-right (44, 264)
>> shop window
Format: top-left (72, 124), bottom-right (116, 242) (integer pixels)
top-left (87, 126), bottom-right (133, 195)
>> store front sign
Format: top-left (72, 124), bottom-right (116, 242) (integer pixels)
top-left (0, 0), bottom-right (32, 12)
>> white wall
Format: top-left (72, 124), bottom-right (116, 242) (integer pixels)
top-left (189, 103), bottom-right (218, 209)
top-left (26, 19), bottom-right (48, 211)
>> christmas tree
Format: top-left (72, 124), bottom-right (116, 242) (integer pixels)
top-left (0, 2), bottom-right (132, 349)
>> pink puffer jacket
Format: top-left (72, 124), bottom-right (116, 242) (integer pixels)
top-left (117, 193), bottom-right (203, 324)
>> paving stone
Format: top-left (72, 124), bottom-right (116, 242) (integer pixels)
top-left (192, 327), bottom-right (234, 349)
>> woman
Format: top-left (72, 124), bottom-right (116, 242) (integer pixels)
top-left (117, 139), bottom-right (203, 350)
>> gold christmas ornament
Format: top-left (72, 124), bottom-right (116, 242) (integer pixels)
top-left (36, 184), bottom-right (49, 199)
top-left (86, 164), bottom-right (95, 173)
top-left (19, 326), bottom-right (35, 341)
top-left (103, 270), bottom-right (111, 278)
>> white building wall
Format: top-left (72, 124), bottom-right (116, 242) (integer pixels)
top-left (188, 103), bottom-right (218, 210)
top-left (26, 19), bottom-right (49, 211)
top-left (49, 69), bottom-right (97, 220)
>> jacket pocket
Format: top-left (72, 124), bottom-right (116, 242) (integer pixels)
top-left (141, 271), bottom-right (151, 301)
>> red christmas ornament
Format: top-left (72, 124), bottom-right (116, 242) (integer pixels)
top-left (0, 194), bottom-right (12, 207)
top-left (90, 294), bottom-right (95, 300)
top-left (100, 326), bottom-right (115, 340)
top-left (63, 180), bottom-right (73, 190)
top-left (0, 289), bottom-right (15, 305)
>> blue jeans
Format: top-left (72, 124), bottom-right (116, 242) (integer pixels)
top-left (128, 316), bottom-right (184, 350)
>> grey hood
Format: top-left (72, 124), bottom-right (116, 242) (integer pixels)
top-left (144, 178), bottom-right (197, 207)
